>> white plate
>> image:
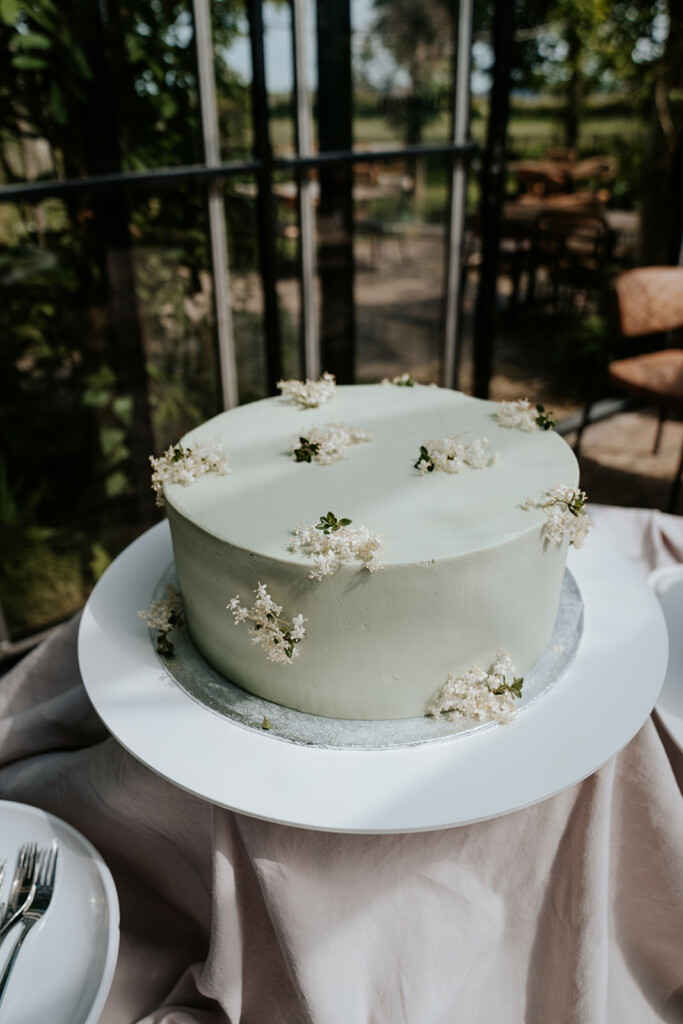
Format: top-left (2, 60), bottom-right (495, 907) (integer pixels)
top-left (0, 802), bottom-right (119, 1024)
top-left (78, 522), bottom-right (668, 834)
top-left (648, 565), bottom-right (683, 751)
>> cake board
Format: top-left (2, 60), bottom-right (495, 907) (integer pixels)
top-left (78, 521), bottom-right (668, 834)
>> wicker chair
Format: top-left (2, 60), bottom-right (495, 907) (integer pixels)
top-left (576, 266), bottom-right (683, 512)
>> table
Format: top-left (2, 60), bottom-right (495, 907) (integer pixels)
top-left (0, 506), bottom-right (681, 1024)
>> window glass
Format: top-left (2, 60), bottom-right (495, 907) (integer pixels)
top-left (354, 156), bottom-right (450, 383)
top-left (213, 0), bottom-right (255, 161)
top-left (351, 0), bottom-right (455, 152)
top-left (263, 1), bottom-right (295, 157)
top-left (0, 0), bottom-right (205, 183)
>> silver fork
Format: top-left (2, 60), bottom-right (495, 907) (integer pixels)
top-left (0, 844), bottom-right (37, 941)
top-left (0, 846), bottom-right (58, 1008)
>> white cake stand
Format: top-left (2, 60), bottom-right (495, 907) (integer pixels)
top-left (78, 522), bottom-right (668, 834)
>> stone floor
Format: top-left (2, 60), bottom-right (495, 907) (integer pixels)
top-left (565, 409), bottom-right (683, 515)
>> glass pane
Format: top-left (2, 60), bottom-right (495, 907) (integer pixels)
top-left (0, 1), bottom-right (205, 183)
top-left (214, 0), bottom-right (255, 161)
top-left (221, 179), bottom-right (269, 403)
top-left (127, 184), bottom-right (222, 450)
top-left (352, 0), bottom-right (455, 151)
top-left (273, 177), bottom-right (304, 381)
top-left (354, 156), bottom-right (449, 383)
top-left (0, 180), bottom-right (267, 642)
top-left (263, 1), bottom-right (295, 157)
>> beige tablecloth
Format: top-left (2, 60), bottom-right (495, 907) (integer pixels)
top-left (0, 506), bottom-right (682, 1024)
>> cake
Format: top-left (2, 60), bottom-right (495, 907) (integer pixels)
top-left (155, 381), bottom-right (583, 721)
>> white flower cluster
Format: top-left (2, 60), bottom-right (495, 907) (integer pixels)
top-left (138, 585), bottom-right (183, 631)
top-left (428, 650), bottom-right (522, 723)
top-left (495, 398), bottom-right (538, 431)
top-left (138, 586), bottom-right (184, 656)
top-left (277, 371), bottom-right (336, 408)
top-left (381, 373), bottom-right (415, 387)
top-left (149, 437), bottom-right (230, 507)
top-left (291, 423), bottom-right (373, 464)
top-left (290, 519), bottom-right (384, 579)
top-left (228, 583), bottom-right (306, 665)
top-left (416, 435), bottom-right (500, 475)
top-left (522, 483), bottom-right (591, 548)
top-left (495, 398), bottom-right (556, 432)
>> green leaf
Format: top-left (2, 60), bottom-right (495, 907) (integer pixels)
top-left (104, 470), bottom-right (129, 497)
top-left (112, 394), bottom-right (133, 425)
top-left (81, 387), bottom-right (110, 410)
top-left (14, 31), bottom-right (51, 50)
top-left (68, 43), bottom-right (92, 80)
top-left (49, 80), bottom-right (67, 125)
top-left (89, 542), bottom-right (111, 581)
top-left (0, 0), bottom-right (20, 27)
top-left (99, 426), bottom-right (126, 457)
top-left (12, 54), bottom-right (48, 71)
top-left (510, 677), bottom-right (524, 699)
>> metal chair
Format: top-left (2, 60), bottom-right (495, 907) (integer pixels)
top-left (576, 266), bottom-right (683, 512)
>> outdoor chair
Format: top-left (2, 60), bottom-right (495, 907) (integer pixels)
top-left (574, 265), bottom-right (683, 512)
top-left (534, 210), bottom-right (613, 313)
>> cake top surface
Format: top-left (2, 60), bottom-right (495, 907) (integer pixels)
top-left (164, 384), bottom-right (579, 565)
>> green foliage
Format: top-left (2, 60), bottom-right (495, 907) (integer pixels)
top-left (535, 404), bottom-right (556, 430)
top-left (414, 445), bottom-right (434, 471)
top-left (293, 437), bottom-right (321, 463)
top-left (316, 512), bottom-right (353, 535)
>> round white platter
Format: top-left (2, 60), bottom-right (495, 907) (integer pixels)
top-left (0, 801), bottom-right (120, 1024)
top-left (648, 564), bottom-right (683, 752)
top-left (78, 522), bottom-right (668, 834)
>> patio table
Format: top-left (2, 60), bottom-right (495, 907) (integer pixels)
top-left (0, 505), bottom-right (681, 1024)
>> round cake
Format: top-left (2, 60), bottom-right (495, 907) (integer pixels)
top-left (161, 383), bottom-right (581, 720)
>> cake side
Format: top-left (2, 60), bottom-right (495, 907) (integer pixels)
top-left (167, 501), bottom-right (570, 718)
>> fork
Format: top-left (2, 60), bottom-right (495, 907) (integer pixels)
top-left (0, 846), bottom-right (58, 1007)
top-left (0, 844), bottom-right (37, 941)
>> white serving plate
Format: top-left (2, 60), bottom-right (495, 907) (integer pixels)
top-left (78, 522), bottom-right (668, 833)
top-left (648, 564), bottom-right (683, 751)
top-left (0, 801), bottom-right (119, 1024)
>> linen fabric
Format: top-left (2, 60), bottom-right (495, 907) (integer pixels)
top-left (0, 505), bottom-right (681, 1024)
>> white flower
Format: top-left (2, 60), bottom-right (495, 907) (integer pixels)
top-left (227, 583), bottom-right (306, 665)
top-left (290, 613), bottom-right (307, 640)
top-left (381, 373), bottom-right (415, 387)
top-left (495, 399), bottom-right (556, 432)
top-left (522, 484), bottom-right (591, 548)
top-left (139, 586), bottom-right (184, 655)
top-left (428, 649), bottom-right (523, 723)
top-left (277, 371), bottom-right (336, 408)
top-left (290, 517), bottom-right (385, 579)
top-left (291, 422), bottom-right (373, 465)
top-left (495, 398), bottom-right (537, 431)
top-left (138, 585), bottom-right (183, 632)
top-left (149, 436), bottom-right (230, 507)
top-left (416, 434), bottom-right (499, 474)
